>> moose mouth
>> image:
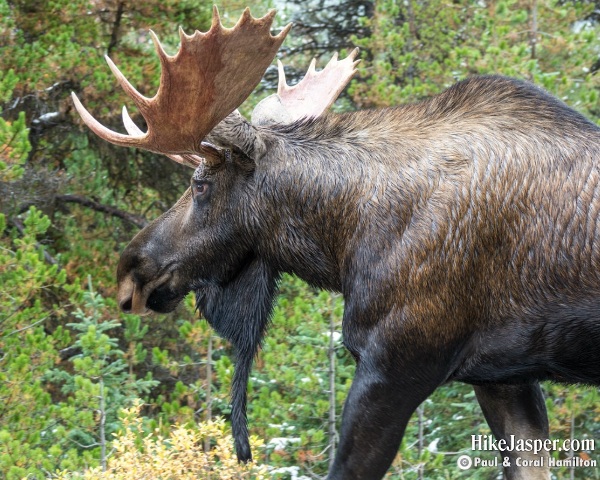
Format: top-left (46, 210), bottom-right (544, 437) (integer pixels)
top-left (119, 253), bottom-right (257, 315)
top-left (146, 283), bottom-right (189, 313)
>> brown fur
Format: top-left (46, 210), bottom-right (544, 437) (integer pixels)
top-left (118, 75), bottom-right (600, 479)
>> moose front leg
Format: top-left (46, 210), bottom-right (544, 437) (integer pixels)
top-left (474, 382), bottom-right (550, 480)
top-left (328, 309), bottom-right (451, 480)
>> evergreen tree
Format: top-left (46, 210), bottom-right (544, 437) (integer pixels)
top-left (45, 279), bottom-right (158, 472)
top-left (1, 1), bottom-right (599, 478)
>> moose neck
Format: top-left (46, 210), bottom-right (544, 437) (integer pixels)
top-left (247, 109), bottom-right (438, 292)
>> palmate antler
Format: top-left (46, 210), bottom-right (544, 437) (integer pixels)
top-left (72, 7), bottom-right (359, 166)
top-left (251, 48), bottom-right (360, 126)
top-left (72, 6), bottom-right (291, 166)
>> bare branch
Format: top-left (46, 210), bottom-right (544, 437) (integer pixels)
top-left (56, 194), bottom-right (148, 229)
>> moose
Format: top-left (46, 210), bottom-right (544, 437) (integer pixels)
top-left (72, 7), bottom-right (600, 480)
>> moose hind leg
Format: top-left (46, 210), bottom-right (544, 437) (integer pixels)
top-left (474, 382), bottom-right (550, 480)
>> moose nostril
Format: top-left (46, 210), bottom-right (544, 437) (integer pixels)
top-left (120, 297), bottom-right (132, 313)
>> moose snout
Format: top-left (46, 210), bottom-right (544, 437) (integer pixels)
top-left (117, 236), bottom-right (171, 315)
top-left (117, 275), bottom-right (148, 315)
top-left (117, 267), bottom-right (177, 315)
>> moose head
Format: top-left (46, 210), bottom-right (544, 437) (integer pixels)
top-left (72, 7), bottom-right (357, 317)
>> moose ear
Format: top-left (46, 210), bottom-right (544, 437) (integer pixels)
top-left (206, 110), bottom-right (266, 161)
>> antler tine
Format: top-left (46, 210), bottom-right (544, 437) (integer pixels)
top-left (121, 106), bottom-right (143, 136)
top-left (277, 60), bottom-right (287, 93)
top-left (71, 92), bottom-right (143, 147)
top-left (72, 8), bottom-right (291, 167)
top-left (105, 55), bottom-right (150, 114)
top-left (211, 4), bottom-right (221, 29)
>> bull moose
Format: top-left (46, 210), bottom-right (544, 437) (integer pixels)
top-left (71, 7), bottom-right (600, 480)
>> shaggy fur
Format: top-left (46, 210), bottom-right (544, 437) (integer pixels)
top-left (118, 76), bottom-right (600, 480)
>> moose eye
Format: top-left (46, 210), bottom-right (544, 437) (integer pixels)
top-left (192, 181), bottom-right (210, 198)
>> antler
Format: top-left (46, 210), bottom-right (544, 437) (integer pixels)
top-left (72, 7), bottom-right (291, 166)
top-left (251, 48), bottom-right (360, 126)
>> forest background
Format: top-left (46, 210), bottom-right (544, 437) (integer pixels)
top-left (1, 0), bottom-right (599, 478)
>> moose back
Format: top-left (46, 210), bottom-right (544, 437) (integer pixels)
top-left (72, 7), bottom-right (600, 480)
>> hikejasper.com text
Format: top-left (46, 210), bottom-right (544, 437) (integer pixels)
top-left (472, 435), bottom-right (595, 455)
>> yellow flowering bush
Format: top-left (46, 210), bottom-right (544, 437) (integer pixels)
top-left (55, 404), bottom-right (269, 480)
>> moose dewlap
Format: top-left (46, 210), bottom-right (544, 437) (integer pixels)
top-left (72, 6), bottom-right (600, 480)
